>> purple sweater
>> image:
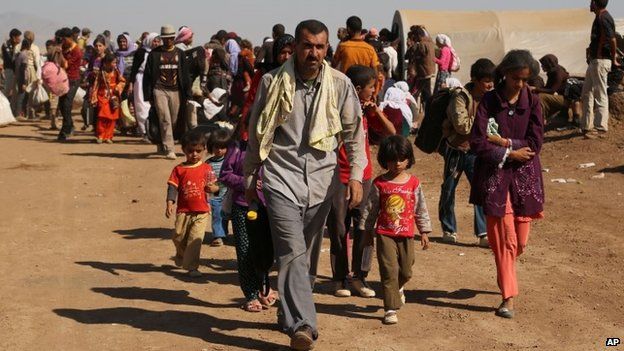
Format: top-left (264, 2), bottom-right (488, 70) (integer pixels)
top-left (219, 141), bottom-right (265, 207)
top-left (469, 85), bottom-right (545, 218)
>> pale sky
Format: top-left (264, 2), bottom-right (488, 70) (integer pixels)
top-left (2, 0), bottom-right (623, 47)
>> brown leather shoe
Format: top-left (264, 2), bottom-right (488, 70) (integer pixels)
top-left (290, 325), bottom-right (316, 350)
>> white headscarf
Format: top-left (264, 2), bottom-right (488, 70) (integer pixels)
top-left (435, 33), bottom-right (458, 62)
top-left (445, 77), bottom-right (462, 88)
top-left (203, 88), bottom-right (227, 120)
top-left (142, 32), bottom-right (159, 52)
top-left (380, 87), bottom-right (413, 128)
top-left (393, 81), bottom-right (417, 106)
top-left (435, 34), bottom-right (452, 48)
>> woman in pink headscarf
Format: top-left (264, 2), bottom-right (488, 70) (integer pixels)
top-left (175, 26), bottom-right (193, 51)
top-left (433, 34), bottom-right (456, 93)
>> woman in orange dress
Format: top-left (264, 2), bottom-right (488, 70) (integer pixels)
top-left (90, 53), bottom-right (126, 143)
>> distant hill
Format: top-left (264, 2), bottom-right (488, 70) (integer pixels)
top-left (0, 12), bottom-right (64, 47)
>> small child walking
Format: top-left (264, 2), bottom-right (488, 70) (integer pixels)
top-left (328, 65), bottom-right (395, 299)
top-left (361, 135), bottom-right (432, 325)
top-left (166, 129), bottom-right (218, 277)
top-left (220, 138), bottom-right (277, 312)
top-left (205, 128), bottom-right (231, 247)
top-left (89, 52), bottom-right (125, 144)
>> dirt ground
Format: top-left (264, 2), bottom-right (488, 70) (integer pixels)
top-left (0, 115), bottom-right (622, 351)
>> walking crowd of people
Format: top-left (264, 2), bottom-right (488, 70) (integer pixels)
top-left (0, 0), bottom-right (619, 349)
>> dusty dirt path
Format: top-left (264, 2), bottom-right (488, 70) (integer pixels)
top-left (0, 118), bottom-right (622, 350)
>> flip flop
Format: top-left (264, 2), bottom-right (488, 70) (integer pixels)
top-left (258, 289), bottom-right (278, 309)
top-left (242, 299), bottom-right (263, 313)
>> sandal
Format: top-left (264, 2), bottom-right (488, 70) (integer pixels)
top-left (258, 289), bottom-right (278, 309)
top-left (242, 299), bottom-right (263, 313)
top-left (495, 301), bottom-right (514, 319)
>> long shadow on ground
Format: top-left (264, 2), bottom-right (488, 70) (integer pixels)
top-left (91, 287), bottom-right (240, 309)
top-left (113, 227), bottom-right (171, 240)
top-left (112, 228), bottom-right (236, 248)
top-left (315, 302), bottom-right (381, 321)
top-left (406, 289), bottom-right (499, 313)
top-left (65, 152), bottom-right (158, 159)
top-left (53, 307), bottom-right (284, 350)
top-left (76, 261), bottom-right (240, 286)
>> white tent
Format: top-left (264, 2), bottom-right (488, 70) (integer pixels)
top-left (392, 8), bottom-right (601, 83)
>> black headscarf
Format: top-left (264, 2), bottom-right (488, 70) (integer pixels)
top-left (271, 34), bottom-right (295, 70)
top-left (539, 54), bottom-right (560, 72)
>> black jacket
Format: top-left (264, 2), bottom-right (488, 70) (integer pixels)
top-left (129, 47), bottom-right (148, 84)
top-left (1, 40), bottom-right (17, 70)
top-left (142, 46), bottom-right (191, 101)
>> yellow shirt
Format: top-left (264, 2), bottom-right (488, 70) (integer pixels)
top-left (332, 39), bottom-right (379, 74)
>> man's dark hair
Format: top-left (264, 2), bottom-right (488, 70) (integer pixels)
top-left (181, 129), bottom-right (207, 149)
top-left (45, 39), bottom-right (55, 47)
top-left (377, 135), bottom-right (415, 169)
top-left (294, 20), bottom-right (329, 43)
top-left (594, 0), bottom-right (608, 9)
top-left (103, 30), bottom-right (111, 37)
top-left (215, 30), bottom-right (228, 42)
top-left (470, 58), bottom-right (496, 81)
top-left (71, 26), bottom-right (80, 35)
top-left (346, 16), bottom-right (363, 33)
top-left (345, 65), bottom-right (376, 88)
top-left (272, 24), bottom-right (285, 37)
top-left (207, 128), bottom-right (232, 153)
top-left (9, 28), bottom-right (22, 38)
top-left (58, 27), bottom-right (73, 38)
top-left (379, 28), bottom-right (392, 42)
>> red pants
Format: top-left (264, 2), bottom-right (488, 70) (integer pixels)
top-left (486, 197), bottom-right (531, 299)
top-left (96, 118), bottom-right (116, 140)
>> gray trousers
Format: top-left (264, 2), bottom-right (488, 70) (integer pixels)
top-left (264, 189), bottom-right (332, 337)
top-left (153, 88), bottom-right (180, 152)
top-left (327, 179), bottom-right (373, 281)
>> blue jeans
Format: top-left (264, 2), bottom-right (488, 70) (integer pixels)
top-left (209, 197), bottom-right (227, 239)
top-left (438, 143), bottom-right (486, 237)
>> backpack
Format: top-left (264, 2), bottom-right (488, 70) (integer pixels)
top-left (41, 61), bottom-right (69, 96)
top-left (415, 88), bottom-right (454, 154)
top-left (564, 78), bottom-right (584, 101)
top-left (450, 49), bottom-right (461, 72)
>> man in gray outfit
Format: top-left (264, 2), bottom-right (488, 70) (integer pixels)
top-left (244, 19), bottom-right (367, 351)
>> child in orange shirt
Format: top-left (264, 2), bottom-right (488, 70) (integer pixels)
top-left (90, 53), bottom-right (125, 144)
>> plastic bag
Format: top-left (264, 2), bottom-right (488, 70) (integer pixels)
top-left (120, 99), bottom-right (136, 127)
top-left (32, 84), bottom-right (49, 105)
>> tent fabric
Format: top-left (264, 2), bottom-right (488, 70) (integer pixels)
top-left (392, 8), bottom-right (598, 83)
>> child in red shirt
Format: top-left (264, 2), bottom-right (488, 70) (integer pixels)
top-left (328, 65), bottom-right (395, 299)
top-left (166, 129), bottom-right (218, 277)
top-left (360, 135), bottom-right (432, 325)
